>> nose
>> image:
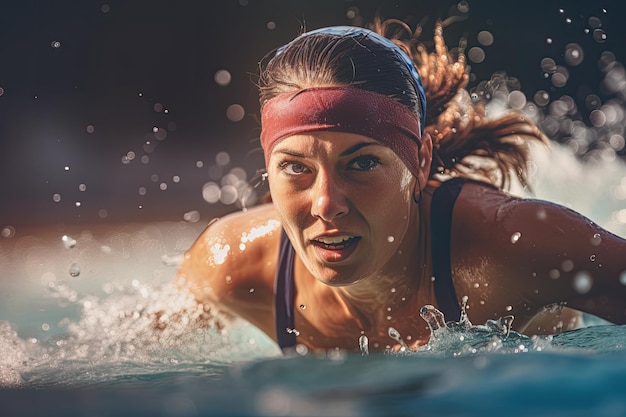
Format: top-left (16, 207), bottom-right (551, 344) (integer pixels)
top-left (310, 170), bottom-right (349, 222)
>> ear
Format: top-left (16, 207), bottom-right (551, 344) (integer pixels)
top-left (416, 132), bottom-right (433, 190)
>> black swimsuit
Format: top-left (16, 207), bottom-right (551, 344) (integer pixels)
top-left (274, 178), bottom-right (466, 351)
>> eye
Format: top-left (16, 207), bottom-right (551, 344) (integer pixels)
top-left (279, 161), bottom-right (309, 176)
top-left (348, 155), bottom-right (380, 171)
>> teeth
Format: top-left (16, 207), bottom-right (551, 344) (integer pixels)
top-left (316, 235), bottom-right (353, 245)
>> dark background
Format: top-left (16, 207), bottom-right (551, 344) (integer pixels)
top-left (0, 0), bottom-right (624, 227)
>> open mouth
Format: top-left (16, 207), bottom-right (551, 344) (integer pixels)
top-left (311, 235), bottom-right (361, 263)
top-left (313, 235), bottom-right (360, 250)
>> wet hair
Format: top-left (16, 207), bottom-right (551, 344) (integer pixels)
top-left (259, 19), bottom-right (548, 190)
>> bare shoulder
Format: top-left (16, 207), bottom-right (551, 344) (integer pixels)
top-left (176, 204), bottom-right (283, 308)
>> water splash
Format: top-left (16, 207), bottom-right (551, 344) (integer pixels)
top-left (1, 280), bottom-right (278, 388)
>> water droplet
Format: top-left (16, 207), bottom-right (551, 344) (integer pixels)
top-left (591, 233), bottom-right (602, 246)
top-left (224, 275), bottom-right (232, 284)
top-left (510, 232), bottom-right (522, 244)
top-left (295, 344), bottom-right (307, 355)
top-left (41, 323), bottom-right (50, 331)
top-left (51, 40), bottom-right (61, 48)
top-left (249, 288), bottom-right (255, 293)
top-left (286, 327), bottom-right (300, 336)
top-left (505, 305), bottom-right (513, 311)
top-left (299, 304), bottom-right (306, 310)
top-left (266, 21), bottom-right (276, 30)
top-left (589, 254), bottom-right (596, 262)
top-left (359, 335), bottom-right (369, 355)
top-left (387, 235), bottom-right (395, 243)
top-left (61, 235), bottom-right (77, 249)
top-left (68, 263), bottom-right (81, 277)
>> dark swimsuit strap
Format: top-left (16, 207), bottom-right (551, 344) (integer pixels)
top-left (274, 229), bottom-right (297, 350)
top-left (430, 177), bottom-right (465, 322)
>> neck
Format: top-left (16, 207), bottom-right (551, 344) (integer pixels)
top-left (336, 203), bottom-right (428, 336)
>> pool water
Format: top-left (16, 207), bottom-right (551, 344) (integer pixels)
top-left (1, 144), bottom-right (626, 416)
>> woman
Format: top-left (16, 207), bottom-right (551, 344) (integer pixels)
top-left (176, 21), bottom-right (626, 352)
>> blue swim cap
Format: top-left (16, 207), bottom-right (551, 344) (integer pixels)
top-left (277, 26), bottom-right (427, 133)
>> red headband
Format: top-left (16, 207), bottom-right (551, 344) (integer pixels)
top-left (260, 87), bottom-right (422, 178)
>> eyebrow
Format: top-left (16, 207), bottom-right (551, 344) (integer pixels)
top-left (339, 142), bottom-right (379, 156)
top-left (273, 142), bottom-right (380, 158)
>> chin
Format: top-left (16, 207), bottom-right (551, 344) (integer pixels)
top-left (314, 268), bottom-right (367, 287)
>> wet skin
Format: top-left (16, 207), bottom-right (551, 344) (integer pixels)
top-left (177, 132), bottom-right (626, 352)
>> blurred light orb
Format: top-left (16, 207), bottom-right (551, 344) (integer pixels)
top-left (202, 182), bottom-right (220, 204)
top-left (534, 90), bottom-right (550, 106)
top-left (564, 43), bottom-right (584, 66)
top-left (216, 151), bottom-right (230, 166)
top-left (508, 90), bottom-right (527, 110)
top-left (51, 40), bottom-right (61, 48)
top-left (477, 31), bottom-right (494, 46)
top-left (183, 210), bottom-right (200, 223)
top-left (457, 0), bottom-right (470, 13)
top-left (220, 185), bottom-right (239, 205)
top-left (593, 28), bottom-right (607, 43)
top-left (346, 7), bottom-right (358, 19)
top-left (588, 16), bottom-right (602, 29)
top-left (226, 104), bottom-right (245, 122)
top-left (267, 21), bottom-right (276, 30)
top-left (1, 226), bottom-right (16, 238)
top-left (551, 67), bottom-right (569, 88)
top-left (214, 70), bottom-right (232, 87)
top-left (154, 127), bottom-right (167, 141)
top-left (468, 47), bottom-right (485, 64)
top-left (585, 94), bottom-right (601, 110)
top-left (540, 57), bottom-right (556, 73)
top-left (589, 110), bottom-right (606, 127)
top-left (573, 271), bottom-right (593, 294)
top-left (609, 134), bottom-right (625, 151)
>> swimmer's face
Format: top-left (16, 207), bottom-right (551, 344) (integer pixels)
top-left (268, 131), bottom-right (415, 286)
